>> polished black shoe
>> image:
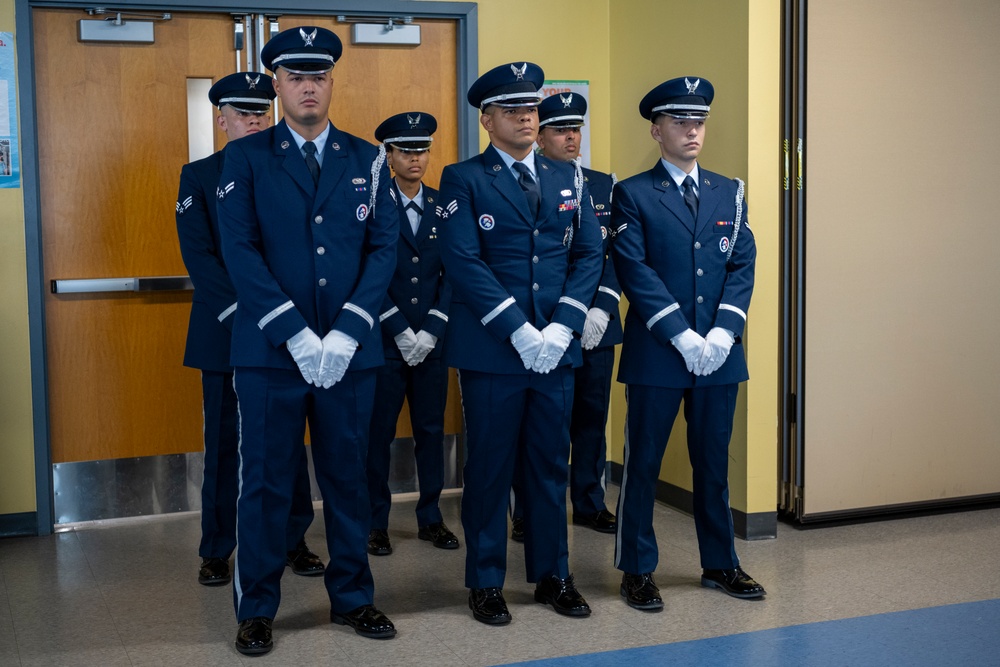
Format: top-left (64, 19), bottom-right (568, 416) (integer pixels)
top-left (534, 574), bottom-right (591, 617)
top-left (235, 617), bottom-right (273, 655)
top-left (330, 604), bottom-right (396, 639)
top-left (468, 587), bottom-right (512, 625)
top-left (510, 518), bottom-right (525, 543)
top-left (572, 509), bottom-right (618, 534)
top-left (620, 572), bottom-right (664, 611)
top-left (198, 557), bottom-right (231, 586)
top-left (367, 529), bottom-right (392, 556)
top-left (418, 522), bottom-right (460, 549)
top-left (701, 567), bottom-right (766, 599)
top-left (286, 541), bottom-right (325, 576)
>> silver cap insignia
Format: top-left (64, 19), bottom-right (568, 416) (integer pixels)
top-left (300, 28), bottom-right (317, 46)
top-left (560, 93), bottom-right (573, 108)
top-left (685, 77), bottom-right (700, 94)
top-left (511, 63), bottom-right (527, 81)
top-left (245, 73), bottom-right (260, 90)
top-left (407, 113), bottom-right (421, 128)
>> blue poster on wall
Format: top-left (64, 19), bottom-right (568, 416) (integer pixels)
top-left (0, 32), bottom-right (19, 188)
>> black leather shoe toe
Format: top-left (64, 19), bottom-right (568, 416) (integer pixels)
top-left (620, 572), bottom-right (664, 611)
top-left (330, 604), bottom-right (396, 639)
top-left (572, 509), bottom-right (618, 534)
top-left (701, 567), bottom-right (766, 599)
top-left (286, 541), bottom-right (325, 576)
top-left (510, 518), bottom-right (525, 543)
top-left (534, 574), bottom-right (591, 617)
top-left (367, 529), bottom-right (392, 556)
top-left (418, 522), bottom-right (460, 549)
top-left (468, 587), bottom-right (511, 625)
top-left (235, 617), bottom-right (273, 655)
top-left (198, 557), bottom-right (231, 586)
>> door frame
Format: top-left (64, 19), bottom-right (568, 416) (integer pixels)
top-left (16, 0), bottom-right (478, 535)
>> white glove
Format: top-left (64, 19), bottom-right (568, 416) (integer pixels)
top-left (581, 308), bottom-right (611, 350)
top-left (286, 327), bottom-right (323, 387)
top-left (532, 322), bottom-right (574, 374)
top-left (510, 323), bottom-right (544, 370)
top-left (406, 330), bottom-right (438, 366)
top-left (394, 327), bottom-right (418, 359)
top-left (695, 327), bottom-right (735, 376)
top-left (670, 328), bottom-right (707, 374)
top-left (318, 330), bottom-right (359, 388)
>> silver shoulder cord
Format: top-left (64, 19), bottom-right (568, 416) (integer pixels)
top-left (565, 156), bottom-right (584, 251)
top-left (726, 178), bottom-right (745, 262)
top-left (368, 143), bottom-right (387, 216)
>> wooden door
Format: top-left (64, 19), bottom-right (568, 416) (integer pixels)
top-left (36, 8), bottom-right (461, 464)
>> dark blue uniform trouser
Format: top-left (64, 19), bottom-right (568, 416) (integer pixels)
top-left (367, 356), bottom-right (448, 530)
top-left (459, 367), bottom-right (573, 589)
top-left (232, 367), bottom-right (376, 621)
top-left (510, 345), bottom-right (614, 520)
top-left (615, 383), bottom-right (740, 575)
top-left (198, 370), bottom-right (314, 560)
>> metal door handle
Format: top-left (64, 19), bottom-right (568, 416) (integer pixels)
top-left (51, 276), bottom-right (193, 294)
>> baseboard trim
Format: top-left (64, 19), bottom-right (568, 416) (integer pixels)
top-left (0, 512), bottom-right (38, 538)
top-left (609, 462), bottom-right (776, 540)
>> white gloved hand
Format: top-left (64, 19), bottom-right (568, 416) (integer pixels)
top-left (394, 327), bottom-right (418, 359)
top-left (670, 328), bottom-right (707, 374)
top-left (695, 327), bottom-right (735, 376)
top-left (581, 308), bottom-right (611, 350)
top-left (318, 330), bottom-right (359, 388)
top-left (406, 330), bottom-right (438, 366)
top-left (532, 322), bottom-right (574, 374)
top-left (286, 327), bottom-right (324, 387)
top-left (510, 322), bottom-right (544, 370)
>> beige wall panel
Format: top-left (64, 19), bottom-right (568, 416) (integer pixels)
top-left (804, 0), bottom-right (1000, 513)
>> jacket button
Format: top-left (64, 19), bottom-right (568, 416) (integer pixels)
top-left (314, 215), bottom-right (323, 224)
top-left (410, 297), bottom-right (418, 304)
top-left (412, 256), bottom-right (420, 263)
top-left (696, 268), bottom-right (704, 276)
top-left (532, 256), bottom-right (539, 264)
top-left (694, 242), bottom-right (702, 250)
top-left (532, 283), bottom-right (539, 292)
top-left (697, 296), bottom-right (704, 304)
top-left (533, 229), bottom-right (540, 237)
top-left (316, 247), bottom-right (325, 255)
top-left (411, 277), bottom-right (419, 284)
top-left (318, 278), bottom-right (327, 287)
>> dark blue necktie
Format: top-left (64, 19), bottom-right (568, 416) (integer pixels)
top-left (682, 175), bottom-right (699, 219)
top-left (303, 141), bottom-right (320, 185)
top-left (513, 162), bottom-right (541, 218)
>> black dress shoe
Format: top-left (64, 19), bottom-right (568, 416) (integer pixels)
top-left (330, 604), bottom-right (396, 639)
top-left (620, 572), bottom-right (664, 611)
top-left (235, 617), bottom-right (273, 655)
top-left (367, 529), bottom-right (392, 556)
top-left (701, 567), bottom-right (766, 599)
top-left (286, 541), bottom-right (325, 576)
top-left (534, 574), bottom-right (591, 617)
top-left (418, 522), bottom-right (460, 549)
top-left (198, 557), bottom-right (231, 586)
top-left (468, 587), bottom-right (511, 625)
top-left (510, 518), bottom-right (525, 543)
top-left (572, 509), bottom-right (618, 534)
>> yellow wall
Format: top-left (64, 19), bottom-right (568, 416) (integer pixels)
top-left (0, 0), bottom-right (37, 516)
top-left (1, 0), bottom-right (780, 522)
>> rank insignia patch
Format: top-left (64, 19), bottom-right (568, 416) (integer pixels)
top-left (176, 196), bottom-right (193, 215)
top-left (217, 182), bottom-right (234, 200)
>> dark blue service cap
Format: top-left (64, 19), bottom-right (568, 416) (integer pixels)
top-left (374, 112), bottom-right (437, 152)
top-left (467, 61), bottom-right (544, 110)
top-left (639, 76), bottom-right (714, 120)
top-left (208, 71), bottom-right (275, 113)
top-left (538, 92), bottom-right (588, 128)
top-left (261, 26), bottom-right (342, 74)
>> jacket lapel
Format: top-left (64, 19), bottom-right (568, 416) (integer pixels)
top-left (652, 160), bottom-right (695, 234)
top-left (395, 183), bottom-right (418, 250)
top-left (694, 170), bottom-right (723, 238)
top-left (485, 145), bottom-right (533, 224)
top-left (313, 124), bottom-right (349, 211)
top-left (274, 121), bottom-right (316, 196)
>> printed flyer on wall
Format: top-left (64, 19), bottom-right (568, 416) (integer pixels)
top-left (0, 32), bottom-right (19, 188)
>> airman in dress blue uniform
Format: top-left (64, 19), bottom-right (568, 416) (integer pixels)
top-left (438, 62), bottom-right (604, 625)
top-left (610, 77), bottom-right (765, 611)
top-left (175, 72), bottom-right (324, 588)
top-left (365, 112), bottom-right (459, 556)
top-left (511, 93), bottom-right (622, 539)
top-left (216, 27), bottom-right (398, 655)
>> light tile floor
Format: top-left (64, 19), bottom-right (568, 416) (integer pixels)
top-left (1, 488), bottom-right (998, 666)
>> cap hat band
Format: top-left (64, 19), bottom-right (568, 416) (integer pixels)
top-left (651, 103), bottom-right (710, 114)
top-left (382, 135), bottom-right (433, 145)
top-left (480, 92), bottom-right (543, 108)
top-left (539, 114), bottom-right (585, 127)
top-left (271, 52), bottom-right (336, 66)
top-left (220, 96), bottom-right (272, 105)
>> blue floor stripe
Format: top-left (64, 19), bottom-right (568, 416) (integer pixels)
top-left (500, 599), bottom-right (1000, 667)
